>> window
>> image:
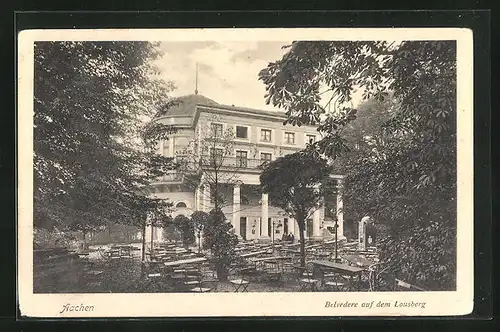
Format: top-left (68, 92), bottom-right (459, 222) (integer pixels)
top-left (209, 148), bottom-right (223, 165)
top-left (306, 134), bottom-right (316, 144)
top-left (211, 123), bottom-right (223, 137)
top-left (236, 126), bottom-right (248, 139)
top-left (284, 132), bottom-right (295, 144)
top-left (176, 202), bottom-right (187, 208)
top-left (236, 150), bottom-right (248, 168)
top-left (260, 152), bottom-right (272, 163)
top-left (260, 129), bottom-right (272, 142)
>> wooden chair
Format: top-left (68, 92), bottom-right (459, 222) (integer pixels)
top-left (321, 268), bottom-right (348, 292)
top-left (264, 260), bottom-right (283, 283)
top-left (181, 268), bottom-right (203, 290)
top-left (295, 263), bottom-right (319, 292)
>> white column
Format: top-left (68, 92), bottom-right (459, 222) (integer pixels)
top-left (195, 185), bottom-right (202, 211)
top-left (261, 193), bottom-right (269, 238)
top-left (288, 217), bottom-right (295, 235)
top-left (233, 184), bottom-right (241, 238)
top-left (169, 137), bottom-right (175, 156)
top-left (336, 179), bottom-right (345, 239)
top-left (203, 184), bottom-right (210, 212)
top-left (359, 219), bottom-right (366, 250)
top-left (313, 208), bottom-right (322, 238)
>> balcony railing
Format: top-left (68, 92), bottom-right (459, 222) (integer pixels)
top-left (154, 156), bottom-right (270, 183)
top-left (199, 156), bottom-right (269, 170)
top-left (154, 172), bottom-right (184, 183)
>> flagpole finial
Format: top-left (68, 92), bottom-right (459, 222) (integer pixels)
top-left (195, 63), bottom-right (199, 95)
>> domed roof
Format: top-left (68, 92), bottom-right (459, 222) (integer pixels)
top-left (157, 94), bottom-right (219, 117)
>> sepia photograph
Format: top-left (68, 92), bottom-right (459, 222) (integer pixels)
top-left (17, 28), bottom-right (474, 317)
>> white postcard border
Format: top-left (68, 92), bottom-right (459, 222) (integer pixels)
top-left (17, 27), bottom-right (474, 318)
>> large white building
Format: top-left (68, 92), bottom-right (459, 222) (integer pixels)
top-left (146, 94), bottom-right (345, 243)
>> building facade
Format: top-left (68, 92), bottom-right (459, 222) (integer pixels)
top-left (145, 94), bottom-right (345, 243)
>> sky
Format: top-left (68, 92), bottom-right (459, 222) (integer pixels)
top-left (154, 41), bottom-right (292, 111)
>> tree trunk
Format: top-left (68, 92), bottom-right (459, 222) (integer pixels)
top-left (82, 230), bottom-right (88, 250)
top-left (150, 221), bottom-right (154, 252)
top-left (141, 221), bottom-right (146, 263)
top-left (297, 218), bottom-right (306, 267)
top-left (140, 221), bottom-right (147, 278)
top-left (216, 264), bottom-right (228, 281)
top-left (198, 231), bottom-right (201, 253)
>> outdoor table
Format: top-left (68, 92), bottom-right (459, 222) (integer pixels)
top-left (311, 260), bottom-right (365, 291)
top-left (342, 255), bottom-right (374, 268)
top-left (313, 252), bottom-right (331, 259)
top-left (305, 243), bottom-right (323, 249)
top-left (240, 250), bottom-right (268, 258)
top-left (147, 272), bottom-right (162, 278)
top-left (163, 257), bottom-right (207, 267)
top-left (183, 280), bottom-right (201, 287)
top-left (282, 249), bottom-right (301, 256)
top-left (250, 256), bottom-right (291, 269)
top-left (239, 266), bottom-right (258, 280)
top-left (179, 254), bottom-right (197, 259)
top-left (230, 279), bottom-right (250, 292)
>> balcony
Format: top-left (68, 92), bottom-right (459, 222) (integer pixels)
top-left (153, 171), bottom-right (185, 183)
top-left (199, 156), bottom-right (269, 171)
top-left (153, 156), bottom-right (269, 184)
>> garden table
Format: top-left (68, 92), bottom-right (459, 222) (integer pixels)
top-left (313, 252), bottom-right (331, 259)
top-left (163, 257), bottom-right (207, 267)
top-left (342, 255), bottom-right (374, 268)
top-left (311, 260), bottom-right (365, 291)
top-left (240, 250), bottom-right (268, 258)
top-left (250, 256), bottom-right (291, 269)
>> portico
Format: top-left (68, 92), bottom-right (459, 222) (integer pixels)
top-left (178, 173), bottom-right (345, 243)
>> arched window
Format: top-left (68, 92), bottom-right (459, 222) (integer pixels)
top-left (176, 202), bottom-right (187, 208)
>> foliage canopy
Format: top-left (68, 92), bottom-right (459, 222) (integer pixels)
top-left (259, 40), bottom-right (457, 289)
top-left (34, 41), bottom-right (176, 233)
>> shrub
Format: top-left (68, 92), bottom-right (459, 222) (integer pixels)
top-left (202, 209), bottom-right (239, 281)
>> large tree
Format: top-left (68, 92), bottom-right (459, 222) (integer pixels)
top-left (34, 41), bottom-right (176, 242)
top-left (259, 41), bottom-right (457, 290)
top-left (260, 151), bottom-right (335, 267)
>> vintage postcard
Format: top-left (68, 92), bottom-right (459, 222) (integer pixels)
top-left (17, 28), bottom-right (473, 317)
